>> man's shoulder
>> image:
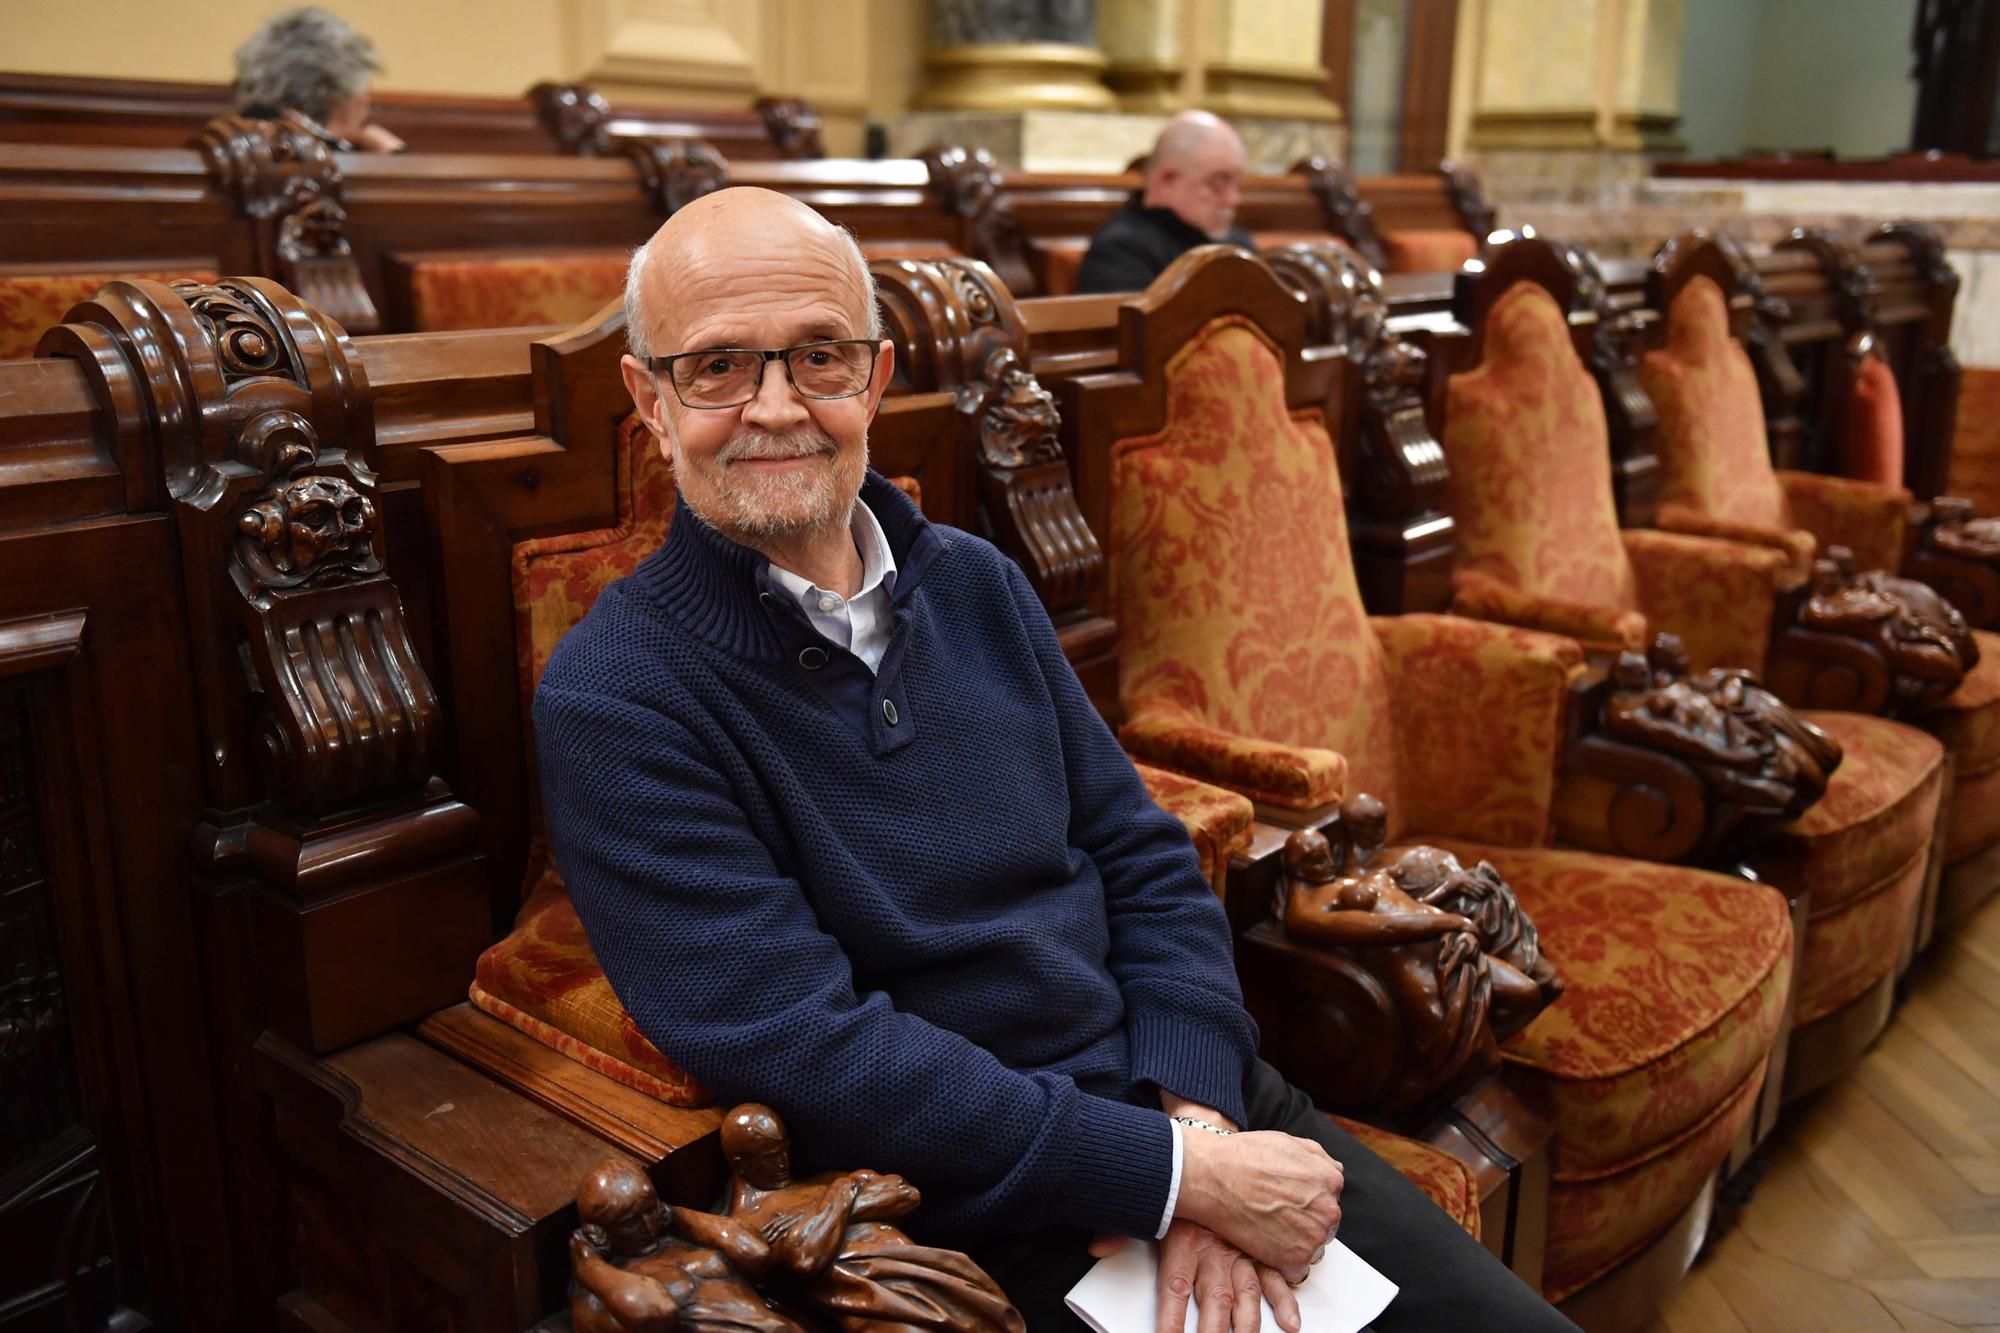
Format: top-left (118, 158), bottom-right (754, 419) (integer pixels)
top-left (535, 574), bottom-right (681, 708)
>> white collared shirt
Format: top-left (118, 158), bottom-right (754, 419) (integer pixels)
top-left (767, 499), bottom-right (899, 673)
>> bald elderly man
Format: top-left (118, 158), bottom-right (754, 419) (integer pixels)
top-left (534, 186), bottom-right (1576, 1333)
top-left (1076, 111), bottom-right (1255, 294)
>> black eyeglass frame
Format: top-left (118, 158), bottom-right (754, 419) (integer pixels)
top-left (644, 338), bottom-right (885, 410)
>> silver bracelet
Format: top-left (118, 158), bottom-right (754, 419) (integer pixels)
top-left (1172, 1115), bottom-right (1234, 1136)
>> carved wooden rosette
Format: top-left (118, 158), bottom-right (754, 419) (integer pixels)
top-left (193, 115), bottom-right (380, 334)
top-left (1558, 632), bottom-right (1840, 864)
top-left (1244, 801), bottom-right (1560, 1118)
top-left (1262, 238), bottom-right (1451, 613)
top-left (873, 256), bottom-right (1104, 624)
top-left (626, 136), bottom-right (730, 216)
top-left (755, 96), bottom-right (825, 159)
top-left (1770, 545), bottom-right (1980, 715)
top-left (1290, 156), bottom-right (1389, 270)
top-left (919, 144), bottom-right (1038, 297)
top-left (44, 275), bottom-right (485, 1051)
top-left (531, 81), bottom-right (617, 156)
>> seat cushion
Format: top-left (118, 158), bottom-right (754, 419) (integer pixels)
top-left (1, 267), bottom-right (220, 359)
top-left (1382, 228), bottom-right (1479, 274)
top-left (401, 250), bottom-right (628, 332)
top-left (1922, 629), bottom-right (2000, 863)
top-left (1331, 1116), bottom-right (1480, 1238)
top-left (1750, 712), bottom-right (1944, 1023)
top-left (1419, 842), bottom-right (1789, 1301)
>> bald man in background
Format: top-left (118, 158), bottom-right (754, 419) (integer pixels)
top-left (1076, 111), bottom-right (1253, 294)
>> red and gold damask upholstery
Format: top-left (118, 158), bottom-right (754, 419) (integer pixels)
top-left (1841, 354), bottom-right (1906, 489)
top-left (1381, 228), bottom-right (1479, 275)
top-left (1444, 280), bottom-right (1795, 674)
top-left (1101, 310), bottom-right (1794, 1298)
top-left (1332, 1116), bottom-right (1480, 1237)
top-left (1639, 276), bottom-right (1911, 576)
top-left (1946, 369), bottom-right (2000, 514)
top-left (1, 267), bottom-right (220, 360)
top-left (1417, 841), bottom-right (1791, 1300)
top-left (1929, 634), bottom-right (2000, 865)
top-left (400, 250), bottom-right (629, 332)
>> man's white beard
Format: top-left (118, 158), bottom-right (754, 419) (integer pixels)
top-left (668, 422), bottom-right (866, 539)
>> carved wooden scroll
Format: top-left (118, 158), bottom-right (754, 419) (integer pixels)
top-left (873, 256), bottom-right (1104, 627)
top-left (919, 145), bottom-right (1038, 297)
top-left (571, 1110), bottom-right (1023, 1332)
top-left (1263, 238), bottom-right (1451, 612)
top-left (1440, 161), bottom-right (1497, 242)
top-left (1912, 496), bottom-right (2000, 628)
top-left (1246, 794), bottom-right (1560, 1115)
top-left (1290, 157), bottom-right (1389, 270)
top-left (193, 115), bottom-right (380, 334)
top-left (756, 96), bottom-right (826, 159)
top-left (40, 275), bottom-right (485, 1051)
top-left (531, 81), bottom-right (618, 156)
top-left (1770, 545), bottom-right (1979, 714)
top-left (626, 137), bottom-right (731, 217)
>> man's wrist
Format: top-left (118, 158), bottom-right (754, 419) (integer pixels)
top-left (1159, 1090), bottom-right (1239, 1132)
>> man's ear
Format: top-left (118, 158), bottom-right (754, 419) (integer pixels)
top-left (620, 354), bottom-right (671, 442)
top-left (862, 338), bottom-right (895, 424)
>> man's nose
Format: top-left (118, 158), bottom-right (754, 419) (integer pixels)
top-left (740, 358), bottom-right (811, 431)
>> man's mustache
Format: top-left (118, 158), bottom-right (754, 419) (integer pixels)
top-left (717, 430), bottom-right (839, 468)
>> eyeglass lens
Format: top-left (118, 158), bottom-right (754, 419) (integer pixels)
top-left (672, 342), bottom-right (875, 407)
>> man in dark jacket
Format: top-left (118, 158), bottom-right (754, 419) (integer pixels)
top-left (1076, 110), bottom-right (1255, 294)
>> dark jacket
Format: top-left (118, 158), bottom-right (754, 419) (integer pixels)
top-left (1075, 194), bottom-right (1255, 294)
top-left (535, 471), bottom-right (1256, 1243)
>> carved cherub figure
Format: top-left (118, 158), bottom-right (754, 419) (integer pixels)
top-left (719, 1105), bottom-right (1023, 1333)
top-left (1804, 547), bottom-right (1973, 704)
top-left (1387, 846), bottom-right (1562, 1028)
top-left (238, 473), bottom-right (376, 579)
top-left (965, 352), bottom-right (1061, 471)
top-left (569, 1158), bottom-right (805, 1333)
top-left (1928, 497), bottom-right (2000, 562)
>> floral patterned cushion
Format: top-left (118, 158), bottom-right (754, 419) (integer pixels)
top-left (1842, 355), bottom-right (1906, 489)
top-left (1422, 841), bottom-right (1791, 1301)
top-left (0, 268), bottom-right (219, 360)
top-left (1382, 228), bottom-right (1479, 274)
top-left (1775, 470), bottom-right (1910, 578)
top-left (1638, 276), bottom-right (1791, 533)
top-left (1620, 527), bottom-right (1790, 674)
top-left (1444, 282), bottom-right (1640, 614)
top-left (1749, 711), bottom-right (1944, 1024)
top-left (403, 251), bottom-right (629, 332)
top-left (1331, 1116), bottom-right (1480, 1237)
top-left (1927, 630), bottom-right (2000, 862)
top-left (1110, 316), bottom-right (1404, 829)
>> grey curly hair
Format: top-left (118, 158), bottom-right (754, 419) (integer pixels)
top-left (234, 7), bottom-right (383, 125)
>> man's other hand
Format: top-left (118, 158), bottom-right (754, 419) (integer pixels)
top-left (1174, 1128), bottom-right (1344, 1279)
top-left (1144, 1220), bottom-right (1300, 1333)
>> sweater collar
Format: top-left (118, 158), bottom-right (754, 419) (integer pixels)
top-left (634, 469), bottom-right (941, 659)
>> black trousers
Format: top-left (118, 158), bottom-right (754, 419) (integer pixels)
top-left (967, 1061), bottom-right (1580, 1332)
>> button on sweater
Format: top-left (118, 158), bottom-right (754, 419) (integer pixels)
top-left (534, 471), bottom-right (1258, 1244)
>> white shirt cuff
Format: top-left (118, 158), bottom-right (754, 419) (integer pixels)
top-left (1156, 1119), bottom-right (1186, 1239)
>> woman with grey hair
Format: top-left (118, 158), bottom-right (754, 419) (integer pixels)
top-left (234, 6), bottom-right (406, 152)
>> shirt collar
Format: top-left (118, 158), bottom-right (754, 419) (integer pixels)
top-left (766, 497), bottom-right (899, 608)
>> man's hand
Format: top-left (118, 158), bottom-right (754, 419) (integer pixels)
top-left (1148, 1220), bottom-right (1300, 1333)
top-left (1174, 1126), bottom-right (1344, 1279)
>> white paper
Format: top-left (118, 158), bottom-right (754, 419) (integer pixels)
top-left (1063, 1238), bottom-right (1397, 1333)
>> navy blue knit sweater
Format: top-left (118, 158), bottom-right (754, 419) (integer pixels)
top-left (534, 471), bottom-right (1258, 1243)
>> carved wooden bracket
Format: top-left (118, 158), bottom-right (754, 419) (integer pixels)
top-left (1874, 221), bottom-right (1964, 501)
top-left (1911, 496), bottom-right (2000, 628)
top-left (625, 136), bottom-right (730, 216)
top-left (531, 81), bottom-right (617, 156)
top-left (1573, 245), bottom-right (1661, 529)
top-left (570, 1111), bottom-right (1021, 1331)
top-left (1440, 161), bottom-right (1496, 242)
top-left (1558, 632), bottom-right (1841, 864)
top-left (873, 256), bottom-right (1103, 624)
top-left (1290, 156), bottom-right (1389, 270)
top-left (1768, 545), bottom-right (1979, 715)
top-left (1245, 795), bottom-right (1560, 1117)
top-left (193, 115), bottom-right (380, 334)
top-left (918, 144), bottom-right (1038, 297)
top-left (755, 96), bottom-right (825, 159)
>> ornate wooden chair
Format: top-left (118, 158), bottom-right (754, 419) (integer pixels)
top-left (1436, 234), bottom-right (1953, 1099)
top-left (1051, 245), bottom-right (1794, 1329)
top-left (1636, 232), bottom-right (2000, 932)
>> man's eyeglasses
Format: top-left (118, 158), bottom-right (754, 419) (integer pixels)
top-left (646, 339), bottom-right (881, 410)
